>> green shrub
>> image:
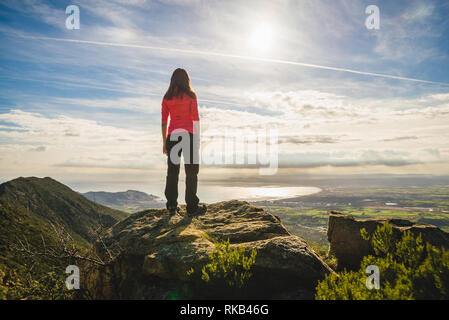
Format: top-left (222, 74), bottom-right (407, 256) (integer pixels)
top-left (0, 268), bottom-right (7, 300)
top-left (186, 239), bottom-right (257, 298)
top-left (316, 222), bottom-right (449, 300)
top-left (1, 268), bottom-right (75, 300)
top-left (200, 239), bottom-right (257, 289)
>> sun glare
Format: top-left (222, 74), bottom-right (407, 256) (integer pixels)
top-left (248, 23), bottom-right (274, 54)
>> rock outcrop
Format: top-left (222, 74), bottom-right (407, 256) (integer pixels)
top-left (327, 211), bottom-right (449, 270)
top-left (83, 200), bottom-right (334, 299)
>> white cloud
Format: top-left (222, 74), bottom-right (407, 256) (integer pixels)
top-left (50, 96), bottom-right (161, 113)
top-left (0, 110), bottom-right (161, 174)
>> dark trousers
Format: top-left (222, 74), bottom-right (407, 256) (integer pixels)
top-left (164, 132), bottom-right (200, 213)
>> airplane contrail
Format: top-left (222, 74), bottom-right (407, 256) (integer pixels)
top-left (21, 35), bottom-right (449, 86)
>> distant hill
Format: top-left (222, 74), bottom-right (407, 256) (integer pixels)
top-left (83, 190), bottom-right (165, 212)
top-left (0, 176), bottom-right (128, 271)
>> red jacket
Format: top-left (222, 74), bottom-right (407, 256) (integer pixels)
top-left (161, 92), bottom-right (199, 135)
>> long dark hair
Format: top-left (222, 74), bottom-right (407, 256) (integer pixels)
top-left (164, 68), bottom-right (196, 100)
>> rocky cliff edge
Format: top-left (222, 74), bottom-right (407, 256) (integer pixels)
top-left (83, 200), bottom-right (334, 299)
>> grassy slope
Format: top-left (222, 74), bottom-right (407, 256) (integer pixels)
top-left (0, 176), bottom-right (128, 271)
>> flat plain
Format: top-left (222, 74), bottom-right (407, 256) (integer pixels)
top-left (252, 186), bottom-right (449, 248)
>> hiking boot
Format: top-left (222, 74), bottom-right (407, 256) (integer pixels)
top-left (167, 206), bottom-right (179, 215)
top-left (187, 204), bottom-right (207, 217)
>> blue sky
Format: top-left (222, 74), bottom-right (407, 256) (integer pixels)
top-left (1, 0), bottom-right (449, 195)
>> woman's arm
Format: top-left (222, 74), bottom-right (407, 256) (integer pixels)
top-left (193, 121), bottom-right (200, 137)
top-left (161, 99), bottom-right (169, 155)
top-left (162, 122), bottom-right (167, 155)
top-left (191, 94), bottom-right (200, 136)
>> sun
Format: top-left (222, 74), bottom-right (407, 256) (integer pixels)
top-left (248, 23), bottom-right (274, 54)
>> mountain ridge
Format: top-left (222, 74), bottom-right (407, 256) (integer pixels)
top-left (0, 176), bottom-right (128, 271)
top-left (82, 189), bottom-right (165, 212)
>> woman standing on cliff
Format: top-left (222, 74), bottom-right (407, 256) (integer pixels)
top-left (161, 68), bottom-right (206, 216)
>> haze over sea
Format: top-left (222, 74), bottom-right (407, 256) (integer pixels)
top-left (56, 173), bottom-right (449, 204)
top-left (69, 180), bottom-right (322, 203)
